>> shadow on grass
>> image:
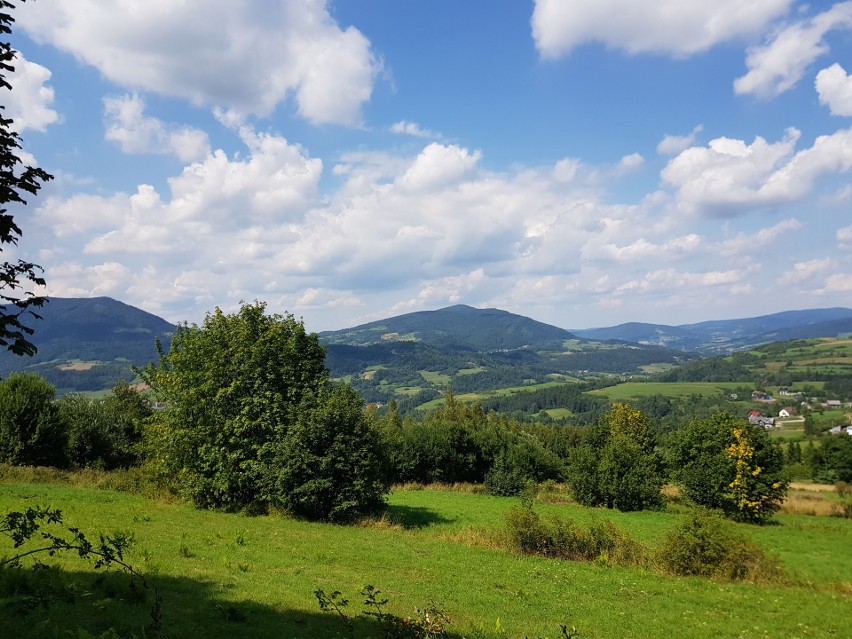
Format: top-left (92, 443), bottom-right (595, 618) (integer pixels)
top-left (0, 565), bottom-right (468, 639)
top-left (384, 503), bottom-right (455, 529)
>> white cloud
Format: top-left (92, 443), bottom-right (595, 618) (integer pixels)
top-left (778, 258), bottom-right (834, 285)
top-left (390, 121), bottom-right (440, 139)
top-left (5, 53), bottom-right (58, 131)
top-left (531, 0), bottom-right (790, 58)
top-left (397, 143), bottom-right (481, 191)
top-left (816, 63), bottom-right (852, 116)
top-left (616, 153), bottom-right (644, 173)
top-left (838, 225), bottom-right (852, 250)
top-left (657, 125), bottom-right (704, 155)
top-left (734, 2), bottom-right (852, 98)
top-left (104, 94), bottom-right (210, 162)
top-left (718, 218), bottom-right (802, 255)
top-left (18, 0), bottom-right (379, 124)
top-left (661, 127), bottom-right (852, 216)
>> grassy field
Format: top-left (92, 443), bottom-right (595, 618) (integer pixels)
top-left (0, 480), bottom-right (850, 639)
top-left (588, 381), bottom-right (744, 401)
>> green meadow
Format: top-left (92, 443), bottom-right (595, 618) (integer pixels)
top-left (1, 479), bottom-right (850, 639)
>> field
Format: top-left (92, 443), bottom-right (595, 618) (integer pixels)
top-left (1, 479), bottom-right (850, 638)
top-left (588, 381), bottom-right (744, 401)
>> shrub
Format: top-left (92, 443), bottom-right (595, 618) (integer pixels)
top-left (0, 373), bottom-right (67, 467)
top-left (504, 502), bottom-right (647, 566)
top-left (659, 510), bottom-right (783, 581)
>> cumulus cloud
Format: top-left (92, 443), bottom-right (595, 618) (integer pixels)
top-left (616, 153), bottom-right (644, 173)
top-left (816, 63), bottom-right (852, 116)
top-left (397, 143), bottom-right (481, 191)
top-left (531, 0), bottom-right (790, 58)
top-left (657, 125), bottom-right (704, 155)
top-left (104, 94), bottom-right (210, 162)
top-left (18, 0), bottom-right (379, 124)
top-left (661, 127), bottom-right (852, 216)
top-left (5, 53), bottom-right (58, 131)
top-left (734, 1), bottom-right (852, 98)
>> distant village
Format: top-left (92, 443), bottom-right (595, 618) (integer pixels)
top-left (745, 388), bottom-right (852, 435)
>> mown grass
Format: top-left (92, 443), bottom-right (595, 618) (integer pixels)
top-left (0, 480), bottom-right (850, 638)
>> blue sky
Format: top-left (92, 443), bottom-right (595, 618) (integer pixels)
top-left (6, 0), bottom-right (852, 331)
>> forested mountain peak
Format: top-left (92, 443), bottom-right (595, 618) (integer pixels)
top-left (320, 304), bottom-right (578, 352)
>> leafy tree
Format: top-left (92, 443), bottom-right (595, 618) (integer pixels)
top-left (58, 381), bottom-right (150, 469)
top-left (0, 1), bottom-right (53, 356)
top-left (266, 385), bottom-right (388, 522)
top-left (142, 302), bottom-right (387, 520)
top-left (567, 403), bottom-right (663, 511)
top-left (0, 372), bottom-right (66, 466)
top-left (668, 412), bottom-right (788, 523)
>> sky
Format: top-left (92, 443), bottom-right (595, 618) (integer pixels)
top-left (4, 0), bottom-right (852, 332)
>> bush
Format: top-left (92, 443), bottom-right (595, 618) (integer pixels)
top-left (659, 510), bottom-right (783, 581)
top-left (266, 385), bottom-right (389, 523)
top-left (0, 373), bottom-right (66, 467)
top-left (504, 502), bottom-right (647, 565)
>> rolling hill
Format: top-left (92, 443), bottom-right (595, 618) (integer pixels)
top-left (571, 307), bottom-right (852, 353)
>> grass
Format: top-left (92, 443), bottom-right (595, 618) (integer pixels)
top-left (0, 480), bottom-right (850, 638)
top-left (589, 381), bottom-right (744, 401)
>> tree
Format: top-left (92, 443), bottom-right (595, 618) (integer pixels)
top-left (0, 1), bottom-right (53, 356)
top-left (142, 302), bottom-right (388, 520)
top-left (0, 372), bottom-right (66, 466)
top-left (567, 403), bottom-right (663, 511)
top-left (668, 412), bottom-right (788, 523)
top-left (268, 384), bottom-right (388, 522)
top-left (58, 381), bottom-right (151, 469)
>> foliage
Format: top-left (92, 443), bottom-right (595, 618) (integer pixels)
top-left (265, 384), bottom-right (388, 523)
top-left (658, 509), bottom-right (783, 582)
top-left (667, 412), bottom-right (788, 523)
top-left (0, 0), bottom-right (53, 357)
top-left (808, 434), bottom-right (852, 483)
top-left (503, 500), bottom-right (647, 566)
top-left (0, 372), bottom-right (66, 466)
top-left (58, 381), bottom-right (151, 470)
top-left (315, 584), bottom-right (452, 638)
top-left (566, 404), bottom-right (663, 511)
top-left (376, 393), bottom-right (566, 490)
top-left (142, 302), bottom-right (387, 520)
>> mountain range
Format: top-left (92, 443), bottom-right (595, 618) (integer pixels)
top-left (1, 297), bottom-right (851, 395)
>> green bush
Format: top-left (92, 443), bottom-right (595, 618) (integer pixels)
top-left (504, 502), bottom-right (647, 565)
top-left (659, 510), bottom-right (783, 581)
top-left (0, 373), bottom-right (66, 467)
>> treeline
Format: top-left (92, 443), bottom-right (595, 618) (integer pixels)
top-left (1, 303), bottom-right (848, 527)
top-left (478, 383), bottom-right (610, 424)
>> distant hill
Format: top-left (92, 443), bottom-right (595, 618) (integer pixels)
top-left (320, 304), bottom-right (696, 409)
top-left (571, 308), bottom-right (852, 353)
top-left (320, 304), bottom-right (578, 351)
top-left (0, 297), bottom-right (175, 393)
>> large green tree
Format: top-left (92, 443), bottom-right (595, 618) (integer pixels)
top-left (0, 1), bottom-right (52, 356)
top-left (142, 302), bottom-right (388, 521)
top-left (667, 412), bottom-right (788, 523)
top-left (567, 403), bottom-right (663, 511)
